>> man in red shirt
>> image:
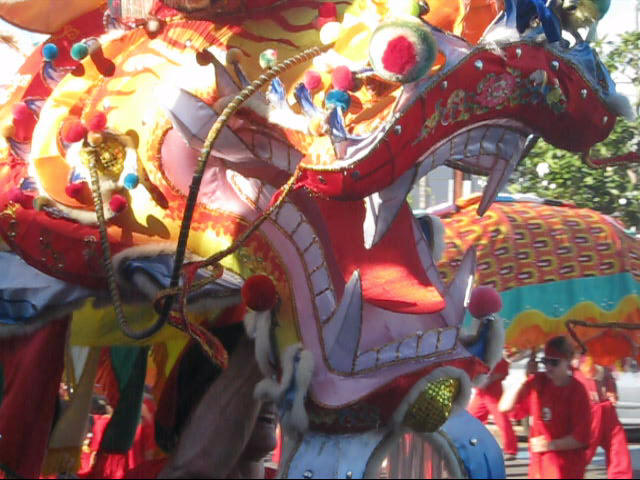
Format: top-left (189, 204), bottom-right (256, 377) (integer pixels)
top-left (573, 355), bottom-right (633, 479)
top-left (468, 357), bottom-right (518, 460)
top-left (500, 336), bottom-right (592, 479)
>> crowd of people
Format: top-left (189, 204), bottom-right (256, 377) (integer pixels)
top-left (469, 336), bottom-right (634, 479)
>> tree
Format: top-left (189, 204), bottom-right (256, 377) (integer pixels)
top-left (509, 31), bottom-right (640, 230)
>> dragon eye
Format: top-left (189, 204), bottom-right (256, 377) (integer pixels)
top-left (369, 19), bottom-right (437, 83)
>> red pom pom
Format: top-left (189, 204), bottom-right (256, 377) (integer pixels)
top-left (318, 2), bottom-right (337, 18)
top-left (242, 274), bottom-right (277, 311)
top-left (65, 182), bottom-right (85, 200)
top-left (468, 286), bottom-right (502, 318)
top-left (382, 35), bottom-right (418, 75)
top-left (109, 193), bottom-right (128, 213)
top-left (64, 122), bottom-right (88, 143)
top-left (304, 70), bottom-right (323, 92)
top-left (331, 65), bottom-right (354, 91)
top-left (12, 103), bottom-right (30, 121)
top-left (87, 112), bottom-right (107, 132)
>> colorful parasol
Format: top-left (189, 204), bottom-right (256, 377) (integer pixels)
top-left (435, 194), bottom-right (640, 365)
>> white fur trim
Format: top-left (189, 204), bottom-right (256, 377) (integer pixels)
top-left (284, 349), bottom-right (313, 433)
top-left (253, 310), bottom-right (275, 376)
top-left (391, 366), bottom-right (472, 430)
top-left (254, 344), bottom-right (301, 401)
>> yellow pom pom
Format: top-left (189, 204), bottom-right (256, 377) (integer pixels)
top-left (1, 124), bottom-right (15, 138)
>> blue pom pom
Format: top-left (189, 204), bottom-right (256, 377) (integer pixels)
top-left (42, 43), bottom-right (59, 62)
top-left (124, 173), bottom-right (139, 190)
top-left (325, 89), bottom-right (351, 112)
top-left (70, 42), bottom-right (89, 61)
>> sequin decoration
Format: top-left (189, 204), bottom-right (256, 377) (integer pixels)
top-left (402, 377), bottom-right (460, 432)
top-left (79, 137), bottom-right (126, 178)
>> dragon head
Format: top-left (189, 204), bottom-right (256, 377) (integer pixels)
top-left (0, 0), bottom-right (630, 439)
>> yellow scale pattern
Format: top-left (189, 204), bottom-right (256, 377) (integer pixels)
top-left (402, 378), bottom-right (460, 433)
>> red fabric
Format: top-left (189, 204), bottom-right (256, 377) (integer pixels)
top-left (479, 358), bottom-right (509, 398)
top-left (468, 390), bottom-right (518, 455)
top-left (122, 458), bottom-right (168, 479)
top-left (514, 373), bottom-right (591, 479)
top-left (78, 415), bottom-right (111, 476)
top-left (0, 319), bottom-right (69, 479)
top-left (574, 371), bottom-right (633, 479)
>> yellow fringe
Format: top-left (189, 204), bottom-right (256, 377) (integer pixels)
top-left (41, 447), bottom-right (82, 476)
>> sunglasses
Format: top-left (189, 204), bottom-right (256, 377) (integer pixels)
top-left (542, 357), bottom-right (562, 367)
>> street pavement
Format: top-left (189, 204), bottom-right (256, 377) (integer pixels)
top-left (503, 441), bottom-right (640, 478)
top-left (485, 425), bottom-right (640, 478)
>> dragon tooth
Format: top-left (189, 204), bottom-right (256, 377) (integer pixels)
top-left (364, 167), bottom-right (417, 249)
top-left (477, 133), bottom-right (539, 216)
top-left (323, 271), bottom-right (363, 373)
top-left (440, 247), bottom-right (477, 327)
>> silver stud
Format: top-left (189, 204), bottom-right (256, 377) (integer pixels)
top-left (470, 438), bottom-right (479, 446)
top-left (394, 125), bottom-right (402, 135)
top-left (603, 116), bottom-right (609, 124)
top-left (441, 80), bottom-right (448, 90)
top-left (515, 47), bottom-right (522, 58)
top-left (185, 39), bottom-right (192, 47)
top-left (304, 470), bottom-right (314, 479)
top-left (474, 60), bottom-right (483, 70)
top-left (551, 60), bottom-right (560, 71)
top-left (318, 176), bottom-right (327, 184)
top-left (346, 472), bottom-right (353, 479)
top-left (580, 89), bottom-right (587, 99)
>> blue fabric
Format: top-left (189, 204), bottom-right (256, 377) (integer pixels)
top-left (465, 319), bottom-right (491, 361)
top-left (505, 0), bottom-right (562, 42)
top-left (0, 252), bottom-right (94, 325)
top-left (441, 410), bottom-right (506, 479)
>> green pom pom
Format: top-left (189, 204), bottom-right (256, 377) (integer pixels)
top-left (259, 49), bottom-right (277, 69)
top-left (70, 42), bottom-right (89, 61)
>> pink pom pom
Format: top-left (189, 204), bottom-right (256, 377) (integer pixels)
top-left (87, 112), bottom-right (107, 132)
top-left (304, 70), bottom-right (323, 92)
top-left (65, 182), bottom-right (85, 200)
top-left (12, 103), bottom-right (30, 121)
top-left (318, 2), bottom-right (337, 18)
top-left (109, 194), bottom-right (128, 213)
top-left (468, 286), bottom-right (502, 318)
top-left (241, 274), bottom-right (277, 311)
top-left (64, 122), bottom-right (88, 143)
top-left (331, 65), bottom-right (354, 91)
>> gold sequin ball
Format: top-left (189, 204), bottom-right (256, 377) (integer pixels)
top-left (80, 136), bottom-right (126, 178)
top-left (402, 378), bottom-right (460, 432)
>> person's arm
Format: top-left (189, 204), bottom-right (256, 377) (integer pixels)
top-left (160, 335), bottom-right (264, 479)
top-left (530, 435), bottom-right (586, 453)
top-left (499, 374), bottom-right (532, 413)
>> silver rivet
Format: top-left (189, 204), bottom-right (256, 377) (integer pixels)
top-left (304, 470), bottom-right (313, 479)
top-left (394, 125), bottom-right (402, 135)
top-left (318, 176), bottom-right (327, 184)
top-left (470, 438), bottom-right (479, 446)
top-left (515, 48), bottom-right (522, 58)
top-left (441, 80), bottom-right (448, 90)
top-left (346, 472), bottom-right (353, 479)
top-left (603, 116), bottom-right (609, 124)
top-left (580, 89), bottom-right (587, 99)
top-left (474, 60), bottom-right (483, 70)
top-left (185, 39), bottom-right (192, 47)
top-left (416, 330), bottom-right (423, 336)
top-left (551, 60), bottom-right (560, 71)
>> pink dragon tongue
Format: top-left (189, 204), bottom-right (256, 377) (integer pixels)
top-left (315, 197), bottom-right (445, 314)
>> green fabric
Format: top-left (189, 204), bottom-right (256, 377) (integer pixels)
top-left (99, 347), bottom-right (148, 453)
